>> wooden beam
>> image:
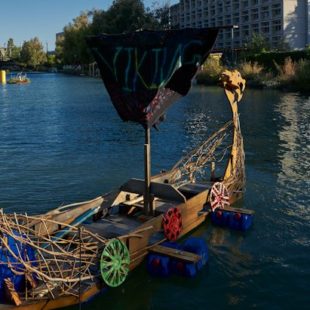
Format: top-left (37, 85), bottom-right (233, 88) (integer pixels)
top-left (217, 206), bottom-right (254, 215)
top-left (149, 245), bottom-right (201, 263)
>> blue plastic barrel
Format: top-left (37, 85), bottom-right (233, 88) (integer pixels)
top-left (170, 237), bottom-right (208, 277)
top-left (147, 254), bottom-right (171, 277)
top-left (211, 210), bottom-right (230, 226)
top-left (0, 232), bottom-right (36, 300)
top-left (228, 212), bottom-right (253, 231)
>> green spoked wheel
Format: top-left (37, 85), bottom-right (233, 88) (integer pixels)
top-left (100, 239), bottom-right (130, 287)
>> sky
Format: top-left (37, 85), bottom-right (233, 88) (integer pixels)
top-left (0, 0), bottom-right (177, 51)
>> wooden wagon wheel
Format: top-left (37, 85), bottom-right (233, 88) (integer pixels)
top-left (209, 182), bottom-right (230, 211)
top-left (100, 239), bottom-right (130, 288)
top-left (162, 207), bottom-right (182, 241)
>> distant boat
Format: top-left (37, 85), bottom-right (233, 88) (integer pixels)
top-left (7, 72), bottom-right (30, 84)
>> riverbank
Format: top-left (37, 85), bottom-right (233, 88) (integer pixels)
top-left (196, 57), bottom-right (310, 93)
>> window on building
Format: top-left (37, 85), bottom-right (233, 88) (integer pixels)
top-left (252, 13), bottom-right (259, 20)
top-left (272, 3), bottom-right (281, 9)
top-left (242, 1), bottom-right (249, 8)
top-left (272, 8), bottom-right (281, 17)
top-left (233, 3), bottom-right (239, 10)
top-left (233, 17), bottom-right (240, 24)
top-left (272, 20), bottom-right (282, 33)
top-left (243, 29), bottom-right (250, 36)
top-left (251, 23), bottom-right (259, 33)
top-left (261, 21), bottom-right (270, 34)
top-left (242, 15), bottom-right (249, 22)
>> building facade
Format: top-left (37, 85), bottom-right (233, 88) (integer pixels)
top-left (170, 0), bottom-right (310, 50)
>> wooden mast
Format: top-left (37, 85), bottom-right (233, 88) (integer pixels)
top-left (144, 127), bottom-right (152, 215)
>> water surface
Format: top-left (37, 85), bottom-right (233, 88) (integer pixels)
top-left (0, 73), bottom-right (309, 309)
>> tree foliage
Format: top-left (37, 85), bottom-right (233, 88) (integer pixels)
top-left (244, 33), bottom-right (270, 54)
top-left (102, 0), bottom-right (152, 33)
top-left (60, 11), bottom-right (93, 65)
top-left (20, 37), bottom-right (46, 68)
top-left (6, 38), bottom-right (21, 60)
top-left (56, 0), bottom-right (170, 65)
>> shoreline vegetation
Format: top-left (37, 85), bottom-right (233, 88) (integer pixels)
top-left (196, 52), bottom-right (310, 93)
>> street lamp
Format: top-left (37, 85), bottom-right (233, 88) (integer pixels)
top-left (231, 24), bottom-right (239, 65)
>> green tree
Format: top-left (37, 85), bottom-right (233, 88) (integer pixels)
top-left (100, 0), bottom-right (155, 34)
top-left (91, 9), bottom-right (108, 34)
top-left (60, 11), bottom-right (92, 64)
top-left (150, 1), bottom-right (170, 30)
top-left (20, 37), bottom-right (47, 68)
top-left (55, 33), bottom-right (64, 64)
top-left (245, 33), bottom-right (270, 54)
top-left (46, 54), bottom-right (56, 67)
top-left (56, 0), bottom-right (168, 65)
top-left (6, 38), bottom-right (21, 60)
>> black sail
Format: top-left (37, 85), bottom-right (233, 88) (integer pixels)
top-left (86, 28), bottom-right (219, 128)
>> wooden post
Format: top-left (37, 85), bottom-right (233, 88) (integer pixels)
top-left (144, 127), bottom-right (151, 215)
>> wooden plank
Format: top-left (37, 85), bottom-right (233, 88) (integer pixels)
top-left (149, 245), bottom-right (201, 263)
top-left (178, 182), bottom-right (211, 196)
top-left (120, 178), bottom-right (145, 195)
top-left (121, 196), bottom-right (143, 206)
top-left (151, 182), bottom-right (186, 203)
top-left (220, 206), bottom-right (254, 215)
top-left (121, 178), bottom-right (186, 203)
top-left (180, 213), bottom-right (208, 237)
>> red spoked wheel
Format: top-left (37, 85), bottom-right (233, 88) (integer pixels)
top-left (162, 207), bottom-right (182, 241)
top-left (209, 182), bottom-right (230, 211)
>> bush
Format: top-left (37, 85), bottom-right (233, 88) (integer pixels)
top-left (274, 57), bottom-right (310, 92)
top-left (244, 50), bottom-right (310, 72)
top-left (239, 61), bottom-right (264, 80)
top-left (274, 57), bottom-right (297, 82)
top-left (295, 59), bottom-right (310, 92)
top-left (196, 56), bottom-right (224, 84)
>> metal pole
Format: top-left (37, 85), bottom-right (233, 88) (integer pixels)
top-left (144, 127), bottom-right (151, 215)
top-left (231, 27), bottom-right (234, 65)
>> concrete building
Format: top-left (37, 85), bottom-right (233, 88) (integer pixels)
top-left (170, 0), bottom-right (310, 50)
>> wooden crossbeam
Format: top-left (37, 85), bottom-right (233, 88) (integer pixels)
top-left (219, 206), bottom-right (255, 215)
top-left (149, 245), bottom-right (201, 263)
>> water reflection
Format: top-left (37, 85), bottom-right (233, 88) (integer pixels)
top-left (275, 93), bottom-right (310, 222)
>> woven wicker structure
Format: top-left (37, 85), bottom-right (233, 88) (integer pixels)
top-left (0, 211), bottom-right (106, 302)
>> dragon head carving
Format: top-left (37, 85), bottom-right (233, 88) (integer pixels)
top-left (220, 70), bottom-right (246, 104)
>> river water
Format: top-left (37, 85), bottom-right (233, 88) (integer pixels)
top-left (0, 73), bottom-right (309, 309)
